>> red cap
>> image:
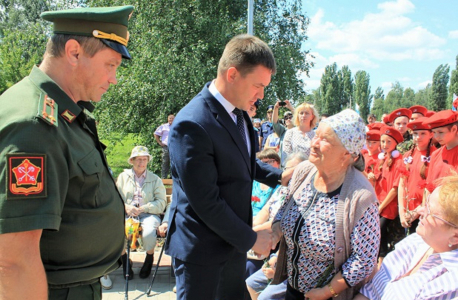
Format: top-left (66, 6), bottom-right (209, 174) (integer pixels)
top-left (383, 113), bottom-right (393, 124)
top-left (366, 130), bottom-right (381, 141)
top-left (367, 122), bottom-right (384, 131)
top-left (422, 110), bottom-right (458, 129)
top-left (425, 110), bottom-right (436, 117)
top-left (407, 117), bottom-right (431, 131)
top-left (390, 108), bottom-right (412, 121)
top-left (380, 125), bottom-right (404, 144)
top-left (409, 105), bottom-right (427, 117)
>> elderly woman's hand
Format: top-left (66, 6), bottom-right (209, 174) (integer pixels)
top-left (125, 204), bottom-right (143, 217)
top-left (304, 287), bottom-right (332, 300)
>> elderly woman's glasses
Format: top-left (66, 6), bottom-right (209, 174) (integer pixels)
top-left (425, 195), bottom-right (458, 228)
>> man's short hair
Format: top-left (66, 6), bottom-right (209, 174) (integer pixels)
top-left (45, 34), bottom-right (108, 58)
top-left (217, 34), bottom-right (276, 76)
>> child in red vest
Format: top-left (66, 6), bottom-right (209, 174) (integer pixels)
top-left (423, 110), bottom-right (458, 193)
top-left (377, 125), bottom-right (404, 259)
top-left (398, 117), bottom-right (436, 234)
top-left (363, 130), bottom-right (381, 189)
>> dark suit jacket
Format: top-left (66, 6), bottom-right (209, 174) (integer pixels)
top-left (165, 82), bottom-right (282, 265)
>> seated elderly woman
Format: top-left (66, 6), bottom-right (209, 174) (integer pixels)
top-left (117, 146), bottom-right (167, 279)
top-left (354, 174), bottom-right (458, 300)
top-left (272, 109), bottom-right (381, 300)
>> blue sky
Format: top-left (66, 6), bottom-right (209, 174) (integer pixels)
top-left (300, 0), bottom-right (458, 97)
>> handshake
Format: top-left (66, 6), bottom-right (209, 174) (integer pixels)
top-left (251, 225), bottom-right (282, 258)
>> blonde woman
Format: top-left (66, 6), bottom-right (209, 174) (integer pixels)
top-left (283, 103), bottom-right (319, 158)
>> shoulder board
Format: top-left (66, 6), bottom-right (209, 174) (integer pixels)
top-left (37, 93), bottom-right (58, 127)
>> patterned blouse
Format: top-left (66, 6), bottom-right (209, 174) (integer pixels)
top-left (274, 179), bottom-right (380, 293)
top-left (360, 233), bottom-right (458, 300)
top-left (283, 127), bottom-right (315, 158)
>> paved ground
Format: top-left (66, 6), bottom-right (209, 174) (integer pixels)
top-left (102, 245), bottom-right (176, 300)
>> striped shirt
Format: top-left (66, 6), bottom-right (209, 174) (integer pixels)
top-left (360, 233), bottom-right (458, 300)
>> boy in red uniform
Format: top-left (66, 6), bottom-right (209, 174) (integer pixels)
top-left (398, 117), bottom-right (436, 234)
top-left (408, 105), bottom-right (427, 121)
top-left (377, 125), bottom-right (404, 259)
top-left (423, 110), bottom-right (458, 193)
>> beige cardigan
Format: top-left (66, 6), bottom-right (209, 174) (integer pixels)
top-left (116, 169), bottom-right (167, 215)
top-left (287, 161), bottom-right (379, 300)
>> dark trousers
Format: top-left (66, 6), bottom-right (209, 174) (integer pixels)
top-left (379, 216), bottom-right (393, 257)
top-left (173, 251), bottom-right (246, 300)
top-left (48, 282), bottom-right (101, 300)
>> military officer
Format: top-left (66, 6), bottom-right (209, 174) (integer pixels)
top-left (0, 6), bottom-right (133, 300)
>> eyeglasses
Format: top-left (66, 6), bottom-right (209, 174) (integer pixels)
top-left (262, 159), bottom-right (277, 165)
top-left (284, 116), bottom-right (293, 120)
top-left (425, 195), bottom-right (458, 228)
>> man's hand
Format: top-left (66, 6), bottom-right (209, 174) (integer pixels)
top-left (251, 229), bottom-right (272, 258)
top-left (284, 100), bottom-right (294, 111)
top-left (157, 223), bottom-right (168, 237)
top-left (125, 204), bottom-right (142, 217)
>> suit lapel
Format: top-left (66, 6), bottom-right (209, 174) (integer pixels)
top-left (201, 84), bottom-right (252, 173)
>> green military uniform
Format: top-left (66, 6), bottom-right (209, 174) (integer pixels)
top-left (0, 5), bottom-right (134, 299)
top-left (396, 131), bottom-right (414, 154)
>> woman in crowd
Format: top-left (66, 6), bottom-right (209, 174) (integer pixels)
top-left (272, 100), bottom-right (295, 168)
top-left (283, 103), bottom-right (318, 159)
top-left (272, 109), bottom-right (380, 300)
top-left (251, 149), bottom-right (281, 217)
top-left (246, 152), bottom-right (308, 300)
top-left (398, 117), bottom-right (436, 234)
top-left (376, 126), bottom-right (404, 260)
top-left (117, 146), bottom-right (167, 279)
top-left (355, 175), bottom-right (458, 300)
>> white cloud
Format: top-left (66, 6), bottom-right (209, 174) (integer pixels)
top-left (307, 0), bottom-right (447, 62)
top-left (449, 30), bottom-right (458, 39)
top-left (417, 80), bottom-right (431, 89)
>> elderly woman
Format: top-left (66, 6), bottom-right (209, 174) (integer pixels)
top-left (283, 103), bottom-right (319, 159)
top-left (355, 174), bottom-right (458, 300)
top-left (117, 146), bottom-right (167, 279)
top-left (272, 109), bottom-right (380, 300)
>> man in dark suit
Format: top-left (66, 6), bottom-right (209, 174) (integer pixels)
top-left (166, 35), bottom-right (286, 299)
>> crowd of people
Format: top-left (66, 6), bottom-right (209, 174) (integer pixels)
top-left (1, 5), bottom-right (458, 300)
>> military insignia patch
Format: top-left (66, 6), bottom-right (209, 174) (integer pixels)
top-left (61, 109), bottom-right (76, 123)
top-left (7, 154), bottom-right (46, 199)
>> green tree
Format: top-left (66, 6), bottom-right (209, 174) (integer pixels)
top-left (431, 64), bottom-right (450, 111)
top-left (0, 23), bottom-right (49, 94)
top-left (402, 87), bottom-right (415, 108)
top-left (371, 86), bottom-right (385, 120)
top-left (414, 84), bottom-right (432, 109)
top-left (353, 70), bottom-right (371, 120)
top-left (384, 81), bottom-right (404, 113)
top-left (339, 65), bottom-right (353, 110)
top-left (319, 63), bottom-right (341, 115)
top-left (449, 55), bottom-right (458, 109)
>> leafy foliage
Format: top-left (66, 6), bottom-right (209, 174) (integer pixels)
top-left (353, 70), bottom-right (371, 120)
top-left (431, 64), bottom-right (450, 111)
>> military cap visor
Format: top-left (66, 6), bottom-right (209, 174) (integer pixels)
top-left (41, 5), bottom-right (133, 59)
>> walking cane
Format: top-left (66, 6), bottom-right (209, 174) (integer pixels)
top-left (124, 237), bottom-right (131, 300)
top-left (146, 237), bottom-right (166, 296)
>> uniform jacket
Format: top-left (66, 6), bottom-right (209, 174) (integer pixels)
top-left (116, 169), bottom-right (167, 215)
top-left (165, 82), bottom-right (282, 265)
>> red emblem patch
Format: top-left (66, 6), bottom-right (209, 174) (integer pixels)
top-left (7, 154), bottom-right (47, 199)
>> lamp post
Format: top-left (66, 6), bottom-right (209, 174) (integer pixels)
top-left (248, 0), bottom-right (254, 35)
